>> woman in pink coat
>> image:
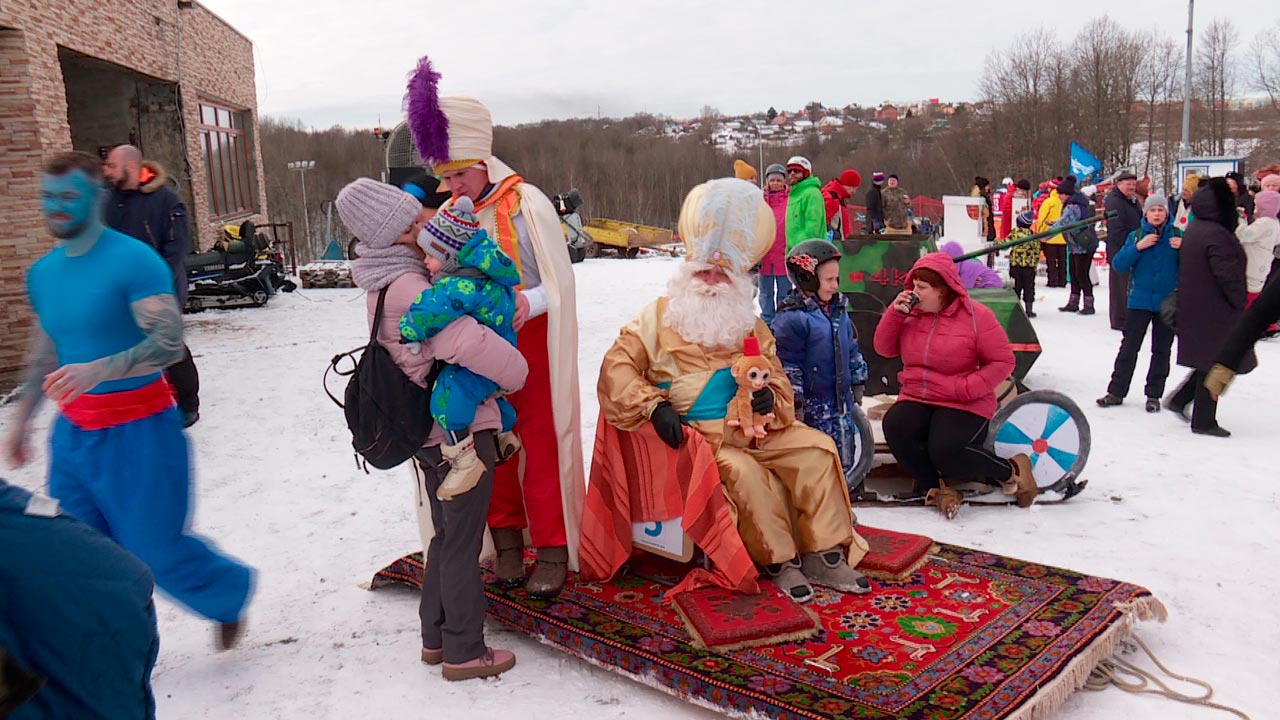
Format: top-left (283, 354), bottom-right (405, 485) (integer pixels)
top-left (758, 163), bottom-right (792, 325)
top-left (873, 252), bottom-right (1035, 519)
top-left (339, 178), bottom-right (528, 681)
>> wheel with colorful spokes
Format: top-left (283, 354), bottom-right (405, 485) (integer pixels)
top-left (986, 390), bottom-right (1090, 496)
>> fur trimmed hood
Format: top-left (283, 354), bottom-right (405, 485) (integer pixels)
top-left (139, 160), bottom-right (168, 194)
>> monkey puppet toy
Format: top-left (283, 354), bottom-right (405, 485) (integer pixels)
top-left (726, 336), bottom-right (776, 441)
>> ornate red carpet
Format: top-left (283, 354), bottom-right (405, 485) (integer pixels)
top-left (372, 537), bottom-right (1163, 719)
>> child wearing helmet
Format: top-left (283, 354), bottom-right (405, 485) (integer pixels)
top-left (772, 240), bottom-right (868, 472)
top-left (1007, 210), bottom-right (1040, 317)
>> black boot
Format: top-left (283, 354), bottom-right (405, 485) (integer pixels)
top-left (1079, 295), bottom-right (1096, 315)
top-left (1058, 293), bottom-right (1079, 312)
top-left (1024, 300), bottom-right (1036, 318)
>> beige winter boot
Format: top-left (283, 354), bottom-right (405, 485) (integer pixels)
top-left (437, 436), bottom-right (486, 501)
top-left (495, 431), bottom-right (522, 464)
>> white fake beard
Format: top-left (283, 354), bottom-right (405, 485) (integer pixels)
top-left (663, 263), bottom-right (759, 349)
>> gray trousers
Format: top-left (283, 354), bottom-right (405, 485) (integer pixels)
top-left (416, 430), bottom-right (496, 664)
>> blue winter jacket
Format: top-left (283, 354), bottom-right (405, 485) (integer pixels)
top-left (772, 289), bottom-right (868, 422)
top-left (1112, 219), bottom-right (1180, 312)
top-left (0, 481), bottom-right (158, 719)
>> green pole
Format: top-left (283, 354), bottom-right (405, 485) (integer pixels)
top-left (949, 210), bottom-right (1118, 263)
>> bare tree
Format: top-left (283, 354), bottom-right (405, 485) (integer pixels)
top-left (1195, 18), bottom-right (1238, 155)
top-left (978, 28), bottom-right (1070, 180)
top-left (1251, 20), bottom-right (1280, 115)
top-left (1136, 33), bottom-right (1183, 191)
top-left (1070, 17), bottom-right (1144, 169)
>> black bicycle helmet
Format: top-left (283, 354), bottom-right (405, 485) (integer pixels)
top-left (786, 239), bottom-right (842, 293)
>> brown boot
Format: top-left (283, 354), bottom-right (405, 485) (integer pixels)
top-left (1002, 454), bottom-right (1037, 508)
top-left (525, 546), bottom-right (568, 599)
top-left (490, 527), bottom-right (526, 589)
top-left (925, 481), bottom-right (962, 520)
top-left (216, 620), bottom-right (244, 651)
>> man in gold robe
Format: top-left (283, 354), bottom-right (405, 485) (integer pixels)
top-left (597, 179), bottom-right (870, 602)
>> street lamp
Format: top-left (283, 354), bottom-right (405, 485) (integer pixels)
top-left (287, 160), bottom-right (315, 258)
top-left (746, 119), bottom-right (765, 188)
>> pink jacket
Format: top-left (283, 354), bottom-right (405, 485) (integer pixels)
top-left (368, 273), bottom-right (529, 445)
top-left (760, 187), bottom-right (789, 275)
top-left (873, 253), bottom-right (1015, 419)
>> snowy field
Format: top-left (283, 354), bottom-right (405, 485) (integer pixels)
top-left (2, 255), bottom-right (1276, 719)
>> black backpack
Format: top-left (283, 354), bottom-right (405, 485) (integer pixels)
top-left (325, 288), bottom-right (438, 470)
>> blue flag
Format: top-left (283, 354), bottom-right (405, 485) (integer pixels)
top-left (1069, 142), bottom-right (1102, 183)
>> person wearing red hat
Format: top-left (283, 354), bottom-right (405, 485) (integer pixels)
top-left (822, 169), bottom-right (862, 239)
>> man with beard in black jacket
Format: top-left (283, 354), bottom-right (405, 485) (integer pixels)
top-left (103, 145), bottom-right (201, 427)
top-left (1103, 172), bottom-right (1142, 331)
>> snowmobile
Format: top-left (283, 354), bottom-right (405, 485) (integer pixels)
top-left (833, 214), bottom-right (1111, 508)
top-left (183, 221), bottom-right (296, 312)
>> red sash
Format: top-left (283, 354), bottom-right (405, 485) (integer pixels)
top-left (59, 377), bottom-right (175, 431)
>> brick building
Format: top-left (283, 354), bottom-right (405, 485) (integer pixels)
top-left (0, 0), bottom-right (267, 380)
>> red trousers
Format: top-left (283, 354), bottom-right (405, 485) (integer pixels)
top-left (487, 314), bottom-right (567, 548)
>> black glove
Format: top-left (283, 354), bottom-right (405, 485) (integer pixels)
top-left (751, 388), bottom-right (775, 415)
top-left (853, 386), bottom-right (865, 407)
top-left (650, 402), bottom-right (686, 449)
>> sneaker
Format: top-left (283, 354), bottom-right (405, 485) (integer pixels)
top-left (1145, 398), bottom-right (1161, 413)
top-left (1191, 426), bottom-right (1231, 438)
top-left (765, 558), bottom-right (813, 603)
top-left (442, 647), bottom-right (516, 682)
top-left (1095, 394), bottom-right (1123, 408)
top-left (800, 550), bottom-right (871, 594)
top-left (437, 436), bottom-right (486, 501)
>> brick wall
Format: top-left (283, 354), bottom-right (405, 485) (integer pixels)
top-left (0, 1), bottom-right (267, 378)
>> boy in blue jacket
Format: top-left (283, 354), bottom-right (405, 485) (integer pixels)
top-left (772, 240), bottom-right (869, 474)
top-left (1097, 195), bottom-right (1181, 412)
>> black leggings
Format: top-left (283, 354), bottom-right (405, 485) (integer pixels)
top-left (882, 401), bottom-right (1014, 493)
top-left (1043, 245), bottom-right (1068, 287)
top-left (1068, 253), bottom-right (1094, 297)
top-left (1010, 266), bottom-right (1036, 305)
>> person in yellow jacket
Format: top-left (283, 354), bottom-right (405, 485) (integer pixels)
top-left (1035, 178), bottom-right (1067, 287)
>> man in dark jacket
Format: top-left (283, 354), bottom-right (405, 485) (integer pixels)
top-left (103, 145), bottom-right (201, 427)
top-left (865, 171), bottom-right (885, 233)
top-left (1104, 172), bottom-right (1142, 330)
top-left (0, 480), bottom-right (159, 719)
top-left (1166, 178), bottom-right (1254, 437)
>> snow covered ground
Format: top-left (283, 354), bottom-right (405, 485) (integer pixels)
top-left (2, 255), bottom-right (1276, 719)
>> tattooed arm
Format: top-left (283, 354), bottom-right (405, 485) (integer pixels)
top-left (4, 327), bottom-right (58, 466)
top-left (42, 294), bottom-right (185, 404)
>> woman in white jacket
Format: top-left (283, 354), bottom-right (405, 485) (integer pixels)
top-left (1237, 190), bottom-right (1280, 302)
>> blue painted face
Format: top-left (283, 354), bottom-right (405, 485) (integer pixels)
top-left (41, 169), bottom-right (102, 240)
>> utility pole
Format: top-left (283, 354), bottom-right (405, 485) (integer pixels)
top-left (288, 160), bottom-right (315, 258)
top-left (1180, 0), bottom-right (1194, 158)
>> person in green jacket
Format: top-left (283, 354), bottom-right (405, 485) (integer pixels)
top-left (785, 156), bottom-right (826, 251)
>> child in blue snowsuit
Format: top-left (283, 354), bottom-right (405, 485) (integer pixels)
top-left (772, 239), bottom-right (869, 474)
top-left (400, 196), bottom-right (521, 501)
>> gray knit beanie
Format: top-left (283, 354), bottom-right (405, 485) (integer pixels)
top-left (765, 163), bottom-right (787, 181)
top-left (1143, 194), bottom-right (1168, 214)
top-left (335, 178), bottom-right (422, 250)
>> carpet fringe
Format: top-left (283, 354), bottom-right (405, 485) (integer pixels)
top-left (1005, 594), bottom-right (1168, 720)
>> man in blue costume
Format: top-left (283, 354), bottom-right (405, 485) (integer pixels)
top-left (0, 479), bottom-right (159, 719)
top-left (3, 152), bottom-right (253, 649)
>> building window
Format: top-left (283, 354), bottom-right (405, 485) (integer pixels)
top-left (198, 100), bottom-right (256, 219)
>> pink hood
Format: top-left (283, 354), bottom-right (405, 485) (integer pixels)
top-left (873, 252), bottom-right (1014, 419)
top-left (760, 187), bottom-right (789, 275)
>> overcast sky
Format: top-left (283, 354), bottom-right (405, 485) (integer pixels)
top-left (201, 0), bottom-right (1272, 129)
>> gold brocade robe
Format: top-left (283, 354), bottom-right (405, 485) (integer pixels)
top-left (598, 298), bottom-right (868, 567)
